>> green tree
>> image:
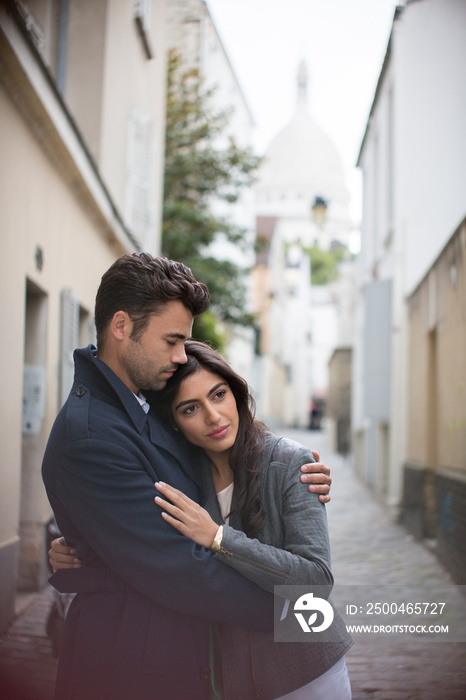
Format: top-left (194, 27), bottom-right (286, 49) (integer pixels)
top-left (305, 245), bottom-right (345, 285)
top-left (162, 50), bottom-right (261, 348)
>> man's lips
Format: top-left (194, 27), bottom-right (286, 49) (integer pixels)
top-left (207, 425), bottom-right (229, 439)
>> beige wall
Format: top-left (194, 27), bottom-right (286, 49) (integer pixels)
top-left (0, 0), bottom-right (167, 632)
top-left (66, 0), bottom-right (167, 253)
top-left (0, 80), bottom-right (127, 596)
top-left (407, 222), bottom-right (466, 472)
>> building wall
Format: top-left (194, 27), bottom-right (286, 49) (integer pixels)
top-left (0, 0), bottom-right (166, 634)
top-left (327, 348), bottom-right (352, 455)
top-left (251, 218), bottom-right (313, 428)
top-left (395, 0), bottom-right (466, 297)
top-left (0, 76), bottom-right (125, 632)
top-left (403, 222), bottom-right (466, 581)
top-left (65, 0), bottom-right (166, 253)
top-left (353, 0), bottom-right (466, 514)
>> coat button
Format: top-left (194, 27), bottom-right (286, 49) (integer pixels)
top-left (75, 387), bottom-right (86, 397)
top-left (199, 667), bottom-right (211, 680)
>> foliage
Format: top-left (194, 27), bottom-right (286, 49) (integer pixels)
top-left (190, 310), bottom-right (227, 353)
top-left (162, 50), bottom-right (261, 341)
top-left (305, 245), bottom-right (345, 285)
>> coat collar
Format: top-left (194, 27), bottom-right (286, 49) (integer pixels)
top-left (74, 345), bottom-right (149, 434)
top-left (73, 345), bottom-right (194, 467)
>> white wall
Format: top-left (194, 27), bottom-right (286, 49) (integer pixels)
top-left (395, 0), bottom-right (466, 296)
top-left (353, 0), bottom-right (466, 505)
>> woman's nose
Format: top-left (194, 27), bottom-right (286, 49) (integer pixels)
top-left (205, 404), bottom-right (221, 424)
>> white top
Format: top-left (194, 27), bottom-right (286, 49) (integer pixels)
top-left (216, 482), bottom-right (234, 524)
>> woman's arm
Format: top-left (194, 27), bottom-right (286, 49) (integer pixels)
top-left (212, 448), bottom-right (333, 595)
top-left (155, 444), bottom-right (333, 597)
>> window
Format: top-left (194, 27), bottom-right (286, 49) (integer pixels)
top-left (125, 107), bottom-right (155, 251)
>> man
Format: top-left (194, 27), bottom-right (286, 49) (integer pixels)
top-left (42, 253), bottom-right (331, 700)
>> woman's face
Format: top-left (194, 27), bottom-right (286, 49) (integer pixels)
top-left (171, 369), bottom-right (239, 459)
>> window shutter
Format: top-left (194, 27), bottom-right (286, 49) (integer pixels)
top-left (125, 107), bottom-right (154, 250)
top-left (59, 288), bottom-right (80, 406)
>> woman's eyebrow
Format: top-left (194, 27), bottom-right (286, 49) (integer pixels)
top-left (174, 382), bottom-right (227, 411)
top-left (175, 397), bottom-right (199, 410)
top-left (207, 382), bottom-right (227, 397)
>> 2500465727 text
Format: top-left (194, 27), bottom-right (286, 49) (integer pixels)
top-left (346, 602), bottom-right (446, 616)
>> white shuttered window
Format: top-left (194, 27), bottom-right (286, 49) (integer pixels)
top-left (125, 107), bottom-right (155, 251)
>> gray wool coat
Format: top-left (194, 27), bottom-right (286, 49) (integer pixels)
top-left (200, 431), bottom-right (353, 700)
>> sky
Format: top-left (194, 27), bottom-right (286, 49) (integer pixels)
top-left (206, 0), bottom-right (398, 225)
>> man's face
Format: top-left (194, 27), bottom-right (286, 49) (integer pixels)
top-left (120, 301), bottom-right (193, 393)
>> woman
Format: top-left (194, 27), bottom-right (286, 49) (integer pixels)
top-left (51, 341), bottom-right (352, 699)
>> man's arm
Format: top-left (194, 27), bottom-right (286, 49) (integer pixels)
top-left (49, 452), bottom-right (333, 569)
top-left (45, 438), bottom-right (274, 632)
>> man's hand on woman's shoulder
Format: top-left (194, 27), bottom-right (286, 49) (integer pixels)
top-left (300, 450), bottom-right (332, 503)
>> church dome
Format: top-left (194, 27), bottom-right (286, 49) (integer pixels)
top-left (259, 107), bottom-right (346, 191)
top-left (255, 62), bottom-right (350, 228)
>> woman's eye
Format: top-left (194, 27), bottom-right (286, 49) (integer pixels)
top-left (183, 405), bottom-right (196, 415)
top-left (215, 390), bottom-right (226, 400)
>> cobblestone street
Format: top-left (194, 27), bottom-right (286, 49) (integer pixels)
top-left (1, 428), bottom-right (465, 699)
top-left (287, 429), bottom-right (466, 700)
top-left (0, 586), bottom-right (57, 700)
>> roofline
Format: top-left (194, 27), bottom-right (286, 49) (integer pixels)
top-left (356, 5), bottom-right (405, 166)
top-left (203, 0), bottom-right (256, 125)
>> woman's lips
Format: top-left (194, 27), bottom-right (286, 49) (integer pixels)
top-left (207, 425), bottom-right (229, 439)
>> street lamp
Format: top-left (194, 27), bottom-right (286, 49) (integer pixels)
top-left (311, 195), bottom-right (328, 225)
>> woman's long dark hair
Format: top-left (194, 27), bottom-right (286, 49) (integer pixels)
top-left (154, 340), bottom-right (268, 538)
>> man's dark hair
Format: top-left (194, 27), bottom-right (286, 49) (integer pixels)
top-left (95, 253), bottom-right (210, 348)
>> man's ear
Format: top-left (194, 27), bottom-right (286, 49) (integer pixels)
top-left (109, 311), bottom-right (132, 341)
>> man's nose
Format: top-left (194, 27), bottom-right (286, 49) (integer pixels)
top-left (171, 345), bottom-right (187, 365)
